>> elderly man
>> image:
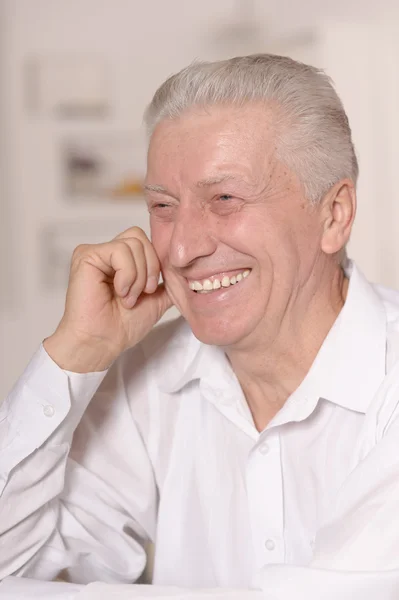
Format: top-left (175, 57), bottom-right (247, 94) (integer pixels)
top-left (1, 54), bottom-right (399, 600)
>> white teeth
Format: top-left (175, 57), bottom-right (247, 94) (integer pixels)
top-left (189, 270), bottom-right (251, 292)
top-left (213, 278), bottom-right (221, 289)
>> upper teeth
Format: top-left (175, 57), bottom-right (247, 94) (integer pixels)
top-left (189, 270), bottom-right (250, 292)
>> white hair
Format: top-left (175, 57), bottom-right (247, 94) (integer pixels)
top-left (144, 54), bottom-right (358, 204)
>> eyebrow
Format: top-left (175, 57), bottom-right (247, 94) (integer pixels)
top-left (144, 174), bottom-right (243, 195)
top-left (144, 184), bottom-right (170, 194)
top-left (196, 174), bottom-right (241, 188)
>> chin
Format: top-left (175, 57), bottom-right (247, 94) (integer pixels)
top-left (185, 314), bottom-right (255, 348)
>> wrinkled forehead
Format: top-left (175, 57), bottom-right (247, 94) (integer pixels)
top-left (146, 102), bottom-right (279, 183)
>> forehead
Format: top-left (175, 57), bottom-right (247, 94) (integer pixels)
top-left (146, 103), bottom-right (278, 181)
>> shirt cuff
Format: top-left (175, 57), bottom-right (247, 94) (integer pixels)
top-left (0, 345), bottom-right (108, 495)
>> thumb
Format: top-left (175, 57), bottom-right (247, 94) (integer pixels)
top-left (149, 283), bottom-right (174, 320)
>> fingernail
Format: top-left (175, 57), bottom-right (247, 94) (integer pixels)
top-left (121, 285), bottom-right (130, 297)
top-left (145, 276), bottom-right (158, 293)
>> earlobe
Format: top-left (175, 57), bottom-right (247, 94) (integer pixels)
top-left (320, 180), bottom-right (356, 256)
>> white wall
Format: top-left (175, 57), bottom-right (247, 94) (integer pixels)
top-left (1, 0), bottom-right (399, 397)
top-left (320, 17), bottom-right (399, 287)
top-left (1, 0), bottom-right (210, 393)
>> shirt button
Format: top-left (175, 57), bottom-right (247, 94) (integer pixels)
top-left (259, 442), bottom-right (270, 455)
top-left (265, 539), bottom-right (275, 551)
top-left (43, 404), bottom-right (55, 417)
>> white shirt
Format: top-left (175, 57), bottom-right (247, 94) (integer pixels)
top-left (2, 261), bottom-right (399, 599)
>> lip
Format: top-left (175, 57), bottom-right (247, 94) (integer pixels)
top-left (185, 268), bottom-right (251, 284)
top-left (186, 269), bottom-right (252, 306)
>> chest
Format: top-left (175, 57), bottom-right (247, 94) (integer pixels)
top-left (151, 391), bottom-right (365, 587)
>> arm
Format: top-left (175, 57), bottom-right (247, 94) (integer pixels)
top-left (3, 355), bottom-right (399, 598)
top-left (0, 343), bottom-right (157, 584)
top-left (1, 226), bottom-right (172, 584)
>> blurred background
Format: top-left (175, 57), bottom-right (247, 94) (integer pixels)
top-left (1, 0), bottom-right (399, 397)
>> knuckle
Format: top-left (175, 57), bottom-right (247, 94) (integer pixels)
top-left (109, 240), bottom-right (137, 265)
top-left (72, 243), bottom-right (88, 258)
top-left (115, 225), bottom-right (145, 241)
top-left (124, 237), bottom-right (144, 255)
top-left (70, 243), bottom-right (97, 275)
top-left (113, 239), bottom-right (133, 254)
top-left (130, 225), bottom-right (143, 236)
top-left (71, 243), bottom-right (91, 264)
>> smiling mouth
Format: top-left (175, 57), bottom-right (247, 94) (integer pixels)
top-left (188, 269), bottom-right (251, 294)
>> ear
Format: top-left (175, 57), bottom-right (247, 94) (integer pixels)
top-left (320, 179), bottom-right (357, 256)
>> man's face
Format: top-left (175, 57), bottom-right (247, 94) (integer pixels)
top-left (145, 103), bottom-right (326, 348)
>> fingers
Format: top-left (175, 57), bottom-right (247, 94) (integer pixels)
top-left (114, 227), bottom-right (160, 294)
top-left (110, 239), bottom-right (148, 309)
top-left (155, 283), bottom-right (174, 317)
top-left (72, 227), bottom-right (162, 310)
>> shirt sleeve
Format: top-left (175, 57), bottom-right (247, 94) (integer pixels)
top-left (0, 344), bottom-right (157, 585)
top-left (0, 346), bottom-right (104, 495)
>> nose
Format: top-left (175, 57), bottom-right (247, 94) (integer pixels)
top-left (169, 203), bottom-right (217, 268)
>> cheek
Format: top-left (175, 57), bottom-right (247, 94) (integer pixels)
top-left (150, 222), bottom-right (172, 264)
top-left (224, 215), bottom-right (277, 261)
top-left (232, 216), bottom-right (303, 284)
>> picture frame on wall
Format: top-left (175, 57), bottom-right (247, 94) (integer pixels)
top-left (40, 220), bottom-right (145, 290)
top-left (39, 220), bottom-right (180, 324)
top-left (61, 132), bottom-right (147, 203)
top-left (25, 55), bottom-right (110, 118)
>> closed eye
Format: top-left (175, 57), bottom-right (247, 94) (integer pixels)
top-left (210, 193), bottom-right (244, 216)
top-left (147, 201), bottom-right (171, 210)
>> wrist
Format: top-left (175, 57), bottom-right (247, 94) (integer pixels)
top-left (43, 330), bottom-right (117, 373)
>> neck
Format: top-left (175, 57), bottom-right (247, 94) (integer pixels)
top-left (226, 265), bottom-right (349, 431)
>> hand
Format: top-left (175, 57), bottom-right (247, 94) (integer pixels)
top-left (44, 227), bottom-right (173, 372)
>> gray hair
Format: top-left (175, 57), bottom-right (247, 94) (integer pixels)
top-left (144, 54), bottom-right (358, 204)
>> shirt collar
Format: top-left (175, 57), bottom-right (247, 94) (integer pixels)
top-left (157, 261), bottom-right (387, 415)
top-left (292, 261), bottom-right (387, 414)
top-left (155, 324), bottom-right (234, 395)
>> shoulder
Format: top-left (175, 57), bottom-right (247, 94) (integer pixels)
top-left (373, 282), bottom-right (399, 327)
top-left (372, 282), bottom-right (399, 367)
top-left (365, 282), bottom-right (399, 438)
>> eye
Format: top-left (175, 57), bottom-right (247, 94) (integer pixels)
top-left (147, 202), bottom-right (170, 211)
top-left (148, 201), bottom-right (177, 222)
top-left (218, 194), bottom-right (233, 201)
